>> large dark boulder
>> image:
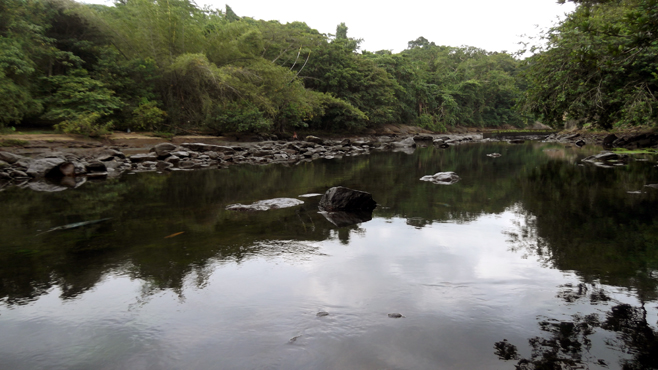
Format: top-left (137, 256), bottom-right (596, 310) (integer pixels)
top-left (602, 134), bottom-right (618, 149)
top-left (319, 186), bottom-right (377, 212)
top-left (413, 135), bottom-right (434, 142)
top-left (612, 133), bottom-right (658, 149)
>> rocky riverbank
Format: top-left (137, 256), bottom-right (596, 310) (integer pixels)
top-left (2, 127), bottom-right (656, 193)
top-left (543, 130), bottom-right (658, 149)
top-left (0, 133), bottom-right (483, 192)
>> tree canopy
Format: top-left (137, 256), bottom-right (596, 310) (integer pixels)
top-left (519, 0), bottom-right (658, 129)
top-left (8, 0), bottom-right (654, 134)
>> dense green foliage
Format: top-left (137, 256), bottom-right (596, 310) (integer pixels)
top-left (520, 0), bottom-right (658, 129)
top-left (0, 0), bottom-right (527, 134)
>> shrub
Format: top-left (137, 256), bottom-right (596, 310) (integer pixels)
top-left (54, 112), bottom-right (114, 137)
top-left (130, 101), bottom-right (167, 131)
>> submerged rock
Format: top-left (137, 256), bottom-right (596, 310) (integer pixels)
top-left (226, 198), bottom-right (304, 211)
top-left (420, 172), bottom-right (461, 185)
top-left (319, 186), bottom-right (377, 212)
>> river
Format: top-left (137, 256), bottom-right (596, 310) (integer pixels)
top-left (0, 142), bottom-right (657, 369)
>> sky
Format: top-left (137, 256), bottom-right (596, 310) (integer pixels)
top-left (83, 0), bottom-right (576, 54)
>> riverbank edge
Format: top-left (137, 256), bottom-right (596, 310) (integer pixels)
top-left (0, 128), bottom-right (481, 192)
top-left (1, 125), bottom-right (656, 193)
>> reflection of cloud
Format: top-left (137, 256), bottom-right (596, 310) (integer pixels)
top-left (2, 210), bottom-right (631, 369)
top-left (295, 215), bottom-right (569, 317)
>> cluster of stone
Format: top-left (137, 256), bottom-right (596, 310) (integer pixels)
top-left (0, 134), bottom-right (483, 192)
top-left (545, 132), bottom-right (658, 149)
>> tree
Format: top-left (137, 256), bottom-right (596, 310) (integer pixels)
top-left (519, 0), bottom-right (658, 129)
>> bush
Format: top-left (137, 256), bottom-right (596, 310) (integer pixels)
top-left (130, 101), bottom-right (167, 131)
top-left (205, 103), bottom-right (271, 134)
top-left (418, 113), bottom-right (447, 133)
top-left (54, 112), bottom-right (113, 137)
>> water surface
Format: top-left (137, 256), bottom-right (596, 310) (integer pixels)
top-left (1, 142), bottom-right (657, 369)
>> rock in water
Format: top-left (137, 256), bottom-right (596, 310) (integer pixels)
top-left (602, 134), bottom-right (617, 148)
top-left (318, 186), bottom-right (377, 212)
top-left (298, 193), bottom-right (323, 198)
top-left (26, 158), bottom-right (66, 177)
top-left (420, 172), bottom-right (461, 185)
top-left (413, 135), bottom-right (434, 142)
top-left (305, 135), bottom-right (324, 144)
top-left (226, 198), bottom-right (304, 211)
top-left (582, 151), bottom-right (629, 168)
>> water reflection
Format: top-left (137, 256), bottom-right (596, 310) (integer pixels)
top-left (496, 283), bottom-right (658, 370)
top-left (0, 143), bottom-right (657, 369)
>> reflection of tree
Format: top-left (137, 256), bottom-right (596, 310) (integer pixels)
top-left (507, 158), bottom-right (658, 300)
top-left (1, 143), bottom-right (551, 305)
top-left (1, 143), bottom-right (655, 308)
top-left (496, 283), bottom-right (658, 370)
top-left (602, 304), bottom-right (658, 370)
top-left (515, 314), bottom-right (599, 369)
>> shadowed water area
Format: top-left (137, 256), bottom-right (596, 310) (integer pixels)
top-left (1, 142), bottom-right (658, 369)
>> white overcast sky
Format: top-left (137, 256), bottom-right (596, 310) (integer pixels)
top-left (83, 0), bottom-right (576, 53)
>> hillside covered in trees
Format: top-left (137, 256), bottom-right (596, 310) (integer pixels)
top-left (0, 0), bottom-right (656, 135)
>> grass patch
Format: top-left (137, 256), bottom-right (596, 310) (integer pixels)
top-left (611, 148), bottom-right (657, 155)
top-left (15, 130), bottom-right (57, 135)
top-left (150, 131), bottom-right (175, 140)
top-left (490, 129), bottom-right (557, 134)
top-left (0, 139), bottom-right (29, 147)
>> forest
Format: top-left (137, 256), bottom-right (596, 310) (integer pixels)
top-left (0, 0), bottom-right (656, 135)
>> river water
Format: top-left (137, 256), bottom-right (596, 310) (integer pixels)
top-left (1, 142), bottom-right (657, 369)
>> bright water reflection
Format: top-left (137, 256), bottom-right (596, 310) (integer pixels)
top-left (0, 143), bottom-right (657, 369)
